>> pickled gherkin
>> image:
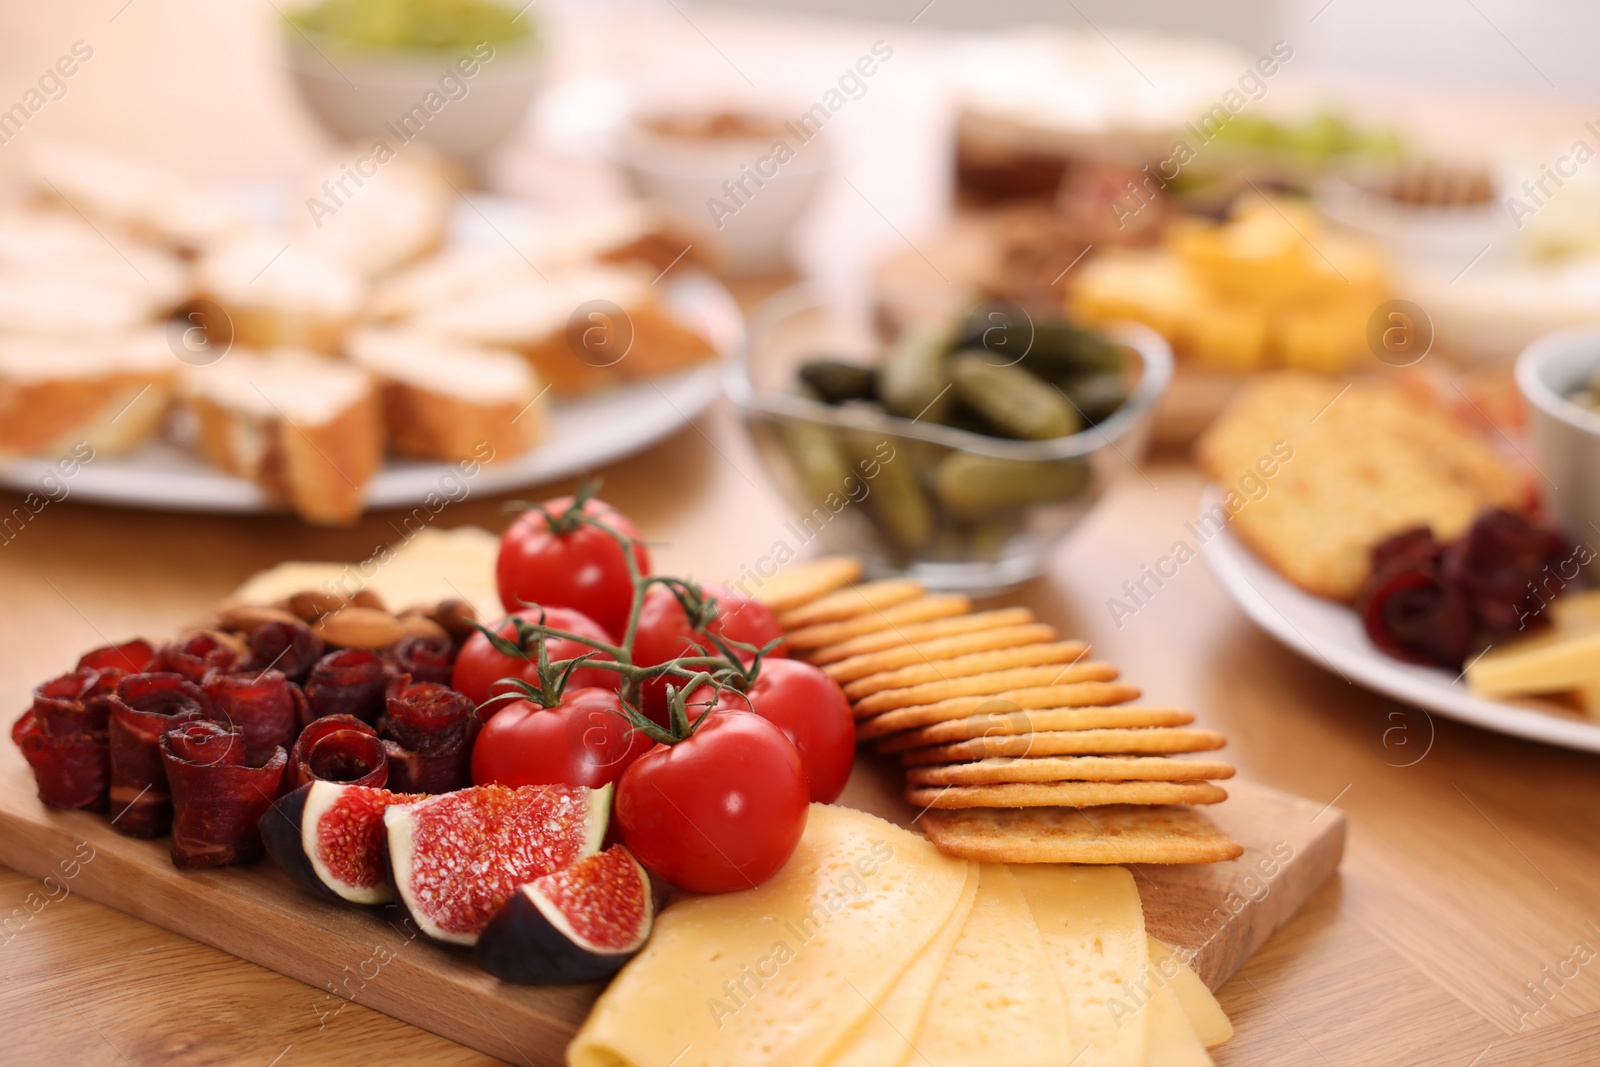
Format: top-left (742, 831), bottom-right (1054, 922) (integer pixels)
top-left (1057, 372), bottom-right (1128, 426)
top-left (879, 325), bottom-right (954, 423)
top-left (798, 360), bottom-right (878, 404)
top-left (776, 418), bottom-right (852, 505)
top-left (844, 433), bottom-right (931, 553)
top-left (934, 454), bottom-right (1091, 518)
top-left (949, 352), bottom-right (1079, 440)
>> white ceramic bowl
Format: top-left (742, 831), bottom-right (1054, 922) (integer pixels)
top-left (614, 118), bottom-right (829, 276)
top-left (1516, 325), bottom-right (1600, 574)
top-left (285, 33), bottom-right (544, 163)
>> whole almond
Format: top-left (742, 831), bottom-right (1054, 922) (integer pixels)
top-left (395, 614), bottom-right (449, 641)
top-left (431, 599), bottom-right (479, 642)
top-left (312, 606), bottom-right (408, 649)
top-left (289, 590), bottom-right (349, 623)
top-left (216, 603), bottom-right (304, 636)
top-left (351, 588), bottom-right (387, 612)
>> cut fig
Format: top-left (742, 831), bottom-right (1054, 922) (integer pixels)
top-left (261, 780), bottom-right (420, 904)
top-left (474, 845), bottom-right (653, 984)
top-left (385, 783), bottom-right (611, 945)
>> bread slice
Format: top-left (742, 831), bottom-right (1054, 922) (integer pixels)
top-left (24, 142), bottom-right (251, 255)
top-left (0, 329), bottom-right (174, 457)
top-left (0, 208), bottom-right (187, 333)
top-left (293, 148), bottom-right (451, 278)
top-left (181, 349), bottom-right (381, 525)
top-left (403, 263), bottom-right (716, 393)
top-left (344, 326), bottom-right (547, 463)
top-left (195, 232), bottom-right (366, 353)
top-left (1196, 372), bottom-right (1526, 600)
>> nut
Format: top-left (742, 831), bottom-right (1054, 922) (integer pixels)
top-left (288, 590), bottom-right (349, 623)
top-left (312, 606), bottom-right (408, 649)
top-left (350, 588), bottom-right (387, 612)
top-left (396, 614), bottom-right (450, 642)
top-left (215, 603), bottom-right (304, 636)
top-left (432, 599), bottom-right (479, 642)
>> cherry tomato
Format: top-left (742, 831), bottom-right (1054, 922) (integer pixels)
top-left (689, 659), bottom-right (855, 803)
top-left (496, 495), bottom-right (648, 638)
top-left (470, 689), bottom-right (653, 790)
top-left (632, 583), bottom-right (788, 722)
top-left (615, 710), bottom-right (808, 892)
top-left (451, 607), bottom-right (619, 713)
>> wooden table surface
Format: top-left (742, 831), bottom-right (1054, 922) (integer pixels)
top-left (5, 3), bottom-right (1600, 1066)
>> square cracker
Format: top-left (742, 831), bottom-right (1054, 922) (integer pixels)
top-left (777, 577), bottom-right (923, 629)
top-left (856, 682), bottom-right (1144, 740)
top-left (907, 780), bottom-right (1229, 809)
top-left (843, 640), bottom-right (1088, 700)
top-left (875, 706), bottom-right (1195, 753)
top-left (918, 805), bottom-right (1244, 864)
top-left (823, 624), bottom-right (1062, 683)
top-left (1195, 371), bottom-right (1524, 601)
top-left (897, 727), bottom-right (1228, 765)
top-left (745, 555), bottom-right (862, 613)
top-left (804, 607), bottom-right (1035, 664)
top-left (850, 662), bottom-right (1118, 716)
top-left (906, 755), bottom-right (1236, 786)
top-left (786, 594), bottom-right (972, 651)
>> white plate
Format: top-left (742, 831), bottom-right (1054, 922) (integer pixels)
top-left (1199, 487), bottom-right (1600, 753)
top-left (0, 206), bottom-right (742, 515)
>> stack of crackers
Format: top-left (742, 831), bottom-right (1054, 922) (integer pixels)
top-left (753, 557), bottom-right (1245, 866)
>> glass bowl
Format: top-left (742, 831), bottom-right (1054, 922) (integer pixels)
top-left (725, 285), bottom-right (1174, 592)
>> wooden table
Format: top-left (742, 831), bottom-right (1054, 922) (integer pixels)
top-left (6, 4), bottom-right (1600, 1065)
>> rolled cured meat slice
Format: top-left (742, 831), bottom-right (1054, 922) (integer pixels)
top-left (380, 679), bottom-right (479, 794)
top-left (247, 620), bottom-right (325, 684)
top-left (203, 670), bottom-right (299, 765)
top-left (12, 668), bottom-right (112, 812)
top-left (160, 719), bottom-right (287, 869)
top-left (286, 714), bottom-right (387, 791)
top-left (106, 673), bottom-right (213, 837)
top-left (383, 634), bottom-right (455, 686)
top-left (304, 648), bottom-right (387, 724)
top-left (160, 632), bottom-right (244, 684)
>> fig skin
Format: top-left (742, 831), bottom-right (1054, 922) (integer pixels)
top-left (259, 783), bottom-right (333, 901)
top-left (474, 879), bottom-right (649, 985)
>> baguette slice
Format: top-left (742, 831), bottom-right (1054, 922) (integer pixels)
top-left (294, 148), bottom-right (451, 278)
top-left (345, 326), bottom-right (547, 463)
top-left (181, 349), bottom-right (381, 525)
top-left (196, 232), bottom-right (366, 353)
top-left (0, 329), bottom-right (174, 457)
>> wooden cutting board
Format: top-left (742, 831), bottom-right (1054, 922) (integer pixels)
top-left (0, 737), bottom-right (1342, 1066)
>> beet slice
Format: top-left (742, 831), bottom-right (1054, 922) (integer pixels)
top-left (106, 673), bottom-right (212, 836)
top-left (379, 680), bottom-right (479, 794)
top-left (383, 634), bottom-right (456, 686)
top-left (262, 780), bottom-right (422, 904)
top-left (385, 783), bottom-right (611, 945)
top-left (204, 670), bottom-right (300, 765)
top-left (160, 719), bottom-right (287, 869)
top-left (304, 649), bottom-right (387, 724)
top-left (12, 669), bottom-right (111, 812)
top-left (248, 620), bottom-right (325, 684)
top-left (475, 845), bottom-right (653, 984)
top-left (286, 715), bottom-right (387, 791)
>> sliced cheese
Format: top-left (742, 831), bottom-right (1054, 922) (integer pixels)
top-left (1011, 865), bottom-right (1149, 1067)
top-left (1149, 937), bottom-right (1233, 1048)
top-left (1142, 977), bottom-right (1213, 1067)
top-left (568, 804), bottom-right (972, 1067)
top-left (1466, 629), bottom-right (1600, 697)
top-left (913, 864), bottom-right (1071, 1067)
top-left (823, 862), bottom-right (978, 1067)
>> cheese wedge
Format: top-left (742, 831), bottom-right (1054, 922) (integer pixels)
top-left (1012, 865), bottom-right (1149, 1067)
top-left (1466, 630), bottom-right (1600, 697)
top-left (567, 805), bottom-right (972, 1067)
top-left (1142, 977), bottom-right (1213, 1067)
top-left (824, 863), bottom-right (978, 1067)
top-left (912, 864), bottom-right (1071, 1067)
top-left (1150, 938), bottom-right (1233, 1048)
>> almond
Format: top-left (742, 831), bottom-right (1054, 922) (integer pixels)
top-left (395, 614), bottom-right (449, 641)
top-left (350, 588), bottom-right (388, 612)
top-left (430, 599), bottom-right (479, 642)
top-left (289, 590), bottom-right (349, 623)
top-left (215, 603), bottom-right (303, 636)
top-left (312, 606), bottom-right (408, 649)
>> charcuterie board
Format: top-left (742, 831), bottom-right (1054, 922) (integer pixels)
top-left (0, 736), bottom-right (1342, 1066)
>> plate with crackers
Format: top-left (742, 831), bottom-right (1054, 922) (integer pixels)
top-left (1197, 371), bottom-right (1600, 753)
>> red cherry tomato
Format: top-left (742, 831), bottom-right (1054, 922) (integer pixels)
top-left (470, 689), bottom-right (653, 790)
top-left (451, 607), bottom-right (619, 713)
top-left (615, 710), bottom-right (808, 892)
top-left (689, 659), bottom-right (855, 803)
top-left (496, 495), bottom-right (648, 638)
top-left (632, 583), bottom-right (788, 722)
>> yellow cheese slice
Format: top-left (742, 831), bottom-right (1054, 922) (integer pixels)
top-left (1011, 865), bottom-right (1149, 1067)
top-left (1551, 588), bottom-right (1600, 631)
top-left (567, 804), bottom-right (972, 1067)
top-left (1149, 937), bottom-right (1233, 1048)
top-left (912, 864), bottom-right (1071, 1067)
top-left (823, 862), bottom-right (978, 1067)
top-left (1466, 629), bottom-right (1600, 697)
top-left (1142, 976), bottom-right (1214, 1067)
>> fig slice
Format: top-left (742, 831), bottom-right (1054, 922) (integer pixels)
top-left (385, 783), bottom-right (611, 946)
top-left (475, 845), bottom-right (653, 985)
top-left (261, 780), bottom-right (421, 905)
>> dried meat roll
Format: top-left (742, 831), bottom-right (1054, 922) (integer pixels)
top-left (12, 668), bottom-right (112, 812)
top-left (304, 648), bottom-right (387, 723)
top-left (246, 619), bottom-right (325, 684)
top-left (160, 719), bottom-right (287, 868)
top-left (106, 672), bottom-right (213, 836)
top-left (383, 633), bottom-right (455, 686)
top-left (203, 670), bottom-right (299, 765)
top-left (380, 679), bottom-right (479, 793)
top-left (286, 714), bottom-right (387, 791)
